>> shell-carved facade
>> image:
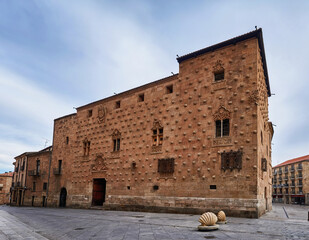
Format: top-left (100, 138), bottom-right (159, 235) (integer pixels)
top-left (217, 211), bottom-right (226, 222)
top-left (198, 212), bottom-right (218, 226)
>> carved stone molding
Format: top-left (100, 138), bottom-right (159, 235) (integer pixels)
top-left (152, 119), bottom-right (163, 130)
top-left (213, 106), bottom-right (231, 121)
top-left (91, 154), bottom-right (107, 172)
top-left (213, 60), bottom-right (224, 73)
top-left (248, 90), bottom-right (259, 105)
top-left (213, 137), bottom-right (232, 147)
top-left (97, 104), bottom-right (107, 123)
top-left (112, 129), bottom-right (121, 139)
top-left (152, 145), bottom-right (162, 153)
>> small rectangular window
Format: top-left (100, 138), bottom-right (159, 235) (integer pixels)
top-left (88, 109), bottom-right (93, 117)
top-left (210, 185), bottom-right (217, 189)
top-left (66, 136), bottom-right (69, 144)
top-left (214, 71), bottom-right (224, 81)
top-left (33, 182), bottom-right (36, 192)
top-left (138, 93), bottom-right (144, 102)
top-left (43, 182), bottom-right (47, 191)
top-left (115, 100), bottom-right (121, 109)
top-left (166, 85), bottom-right (173, 94)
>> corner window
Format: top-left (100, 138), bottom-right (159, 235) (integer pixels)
top-left (215, 119), bottom-right (229, 137)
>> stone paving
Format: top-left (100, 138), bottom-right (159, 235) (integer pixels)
top-left (0, 204), bottom-right (308, 240)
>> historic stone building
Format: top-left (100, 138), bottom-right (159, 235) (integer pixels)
top-left (10, 146), bottom-right (52, 206)
top-left (45, 28), bottom-right (273, 218)
top-left (272, 155), bottom-right (309, 205)
top-left (0, 172), bottom-right (13, 205)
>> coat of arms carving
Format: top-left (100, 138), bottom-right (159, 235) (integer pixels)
top-left (97, 105), bottom-right (107, 123)
top-left (91, 155), bottom-right (107, 172)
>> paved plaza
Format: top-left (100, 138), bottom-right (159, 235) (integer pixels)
top-left (0, 204), bottom-right (308, 240)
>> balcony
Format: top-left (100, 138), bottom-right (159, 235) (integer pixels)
top-left (15, 182), bottom-right (21, 187)
top-left (278, 170), bottom-right (282, 175)
top-left (20, 165), bottom-right (25, 171)
top-left (273, 185), bottom-right (277, 188)
top-left (296, 174), bottom-right (303, 179)
top-left (273, 172), bottom-right (277, 176)
top-left (278, 177), bottom-right (282, 181)
top-left (290, 175), bottom-right (295, 179)
top-left (15, 167), bottom-right (19, 172)
top-left (53, 168), bottom-right (62, 175)
top-left (284, 169), bottom-right (288, 173)
top-left (297, 166), bottom-right (302, 171)
top-left (28, 170), bottom-right (40, 176)
top-left (290, 168), bottom-right (295, 172)
top-left (284, 176), bottom-right (288, 180)
top-left (283, 184), bottom-right (289, 188)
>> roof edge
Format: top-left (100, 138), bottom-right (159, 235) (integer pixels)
top-left (177, 28), bottom-right (271, 96)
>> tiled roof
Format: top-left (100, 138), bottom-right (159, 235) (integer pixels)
top-left (273, 155), bottom-right (309, 168)
top-left (0, 172), bottom-right (13, 177)
top-left (177, 28), bottom-right (271, 97)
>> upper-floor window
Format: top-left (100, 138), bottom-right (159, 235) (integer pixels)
top-left (83, 139), bottom-right (90, 156)
top-left (88, 109), bottom-right (93, 117)
top-left (33, 182), bottom-right (36, 192)
top-left (166, 85), bottom-right (173, 94)
top-left (36, 160), bottom-right (40, 174)
top-left (153, 127), bottom-right (163, 146)
top-left (213, 60), bottom-right (225, 82)
top-left (216, 119), bottom-right (229, 137)
top-left (112, 129), bottom-right (121, 152)
top-left (115, 100), bottom-right (121, 109)
top-left (43, 182), bottom-right (47, 191)
top-left (58, 160), bottom-right (62, 174)
top-left (261, 158), bottom-right (267, 171)
top-left (138, 93), bottom-right (144, 102)
top-left (261, 131), bottom-right (263, 145)
top-left (66, 136), bottom-right (69, 145)
top-left (213, 106), bottom-right (230, 138)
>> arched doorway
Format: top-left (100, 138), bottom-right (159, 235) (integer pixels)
top-left (59, 187), bottom-right (67, 207)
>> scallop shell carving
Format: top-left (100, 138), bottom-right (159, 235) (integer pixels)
top-left (217, 211), bottom-right (226, 221)
top-left (199, 212), bottom-right (218, 226)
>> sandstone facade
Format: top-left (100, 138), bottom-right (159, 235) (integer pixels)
top-left (47, 29), bottom-right (273, 218)
top-left (0, 172), bottom-right (13, 205)
top-left (12, 28), bottom-right (273, 218)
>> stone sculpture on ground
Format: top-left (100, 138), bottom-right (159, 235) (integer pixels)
top-left (217, 210), bottom-right (227, 224)
top-left (197, 212), bottom-right (219, 231)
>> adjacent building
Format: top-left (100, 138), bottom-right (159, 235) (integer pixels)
top-left (0, 172), bottom-right (13, 205)
top-left (272, 155), bottom-right (309, 204)
top-left (11, 28), bottom-right (274, 218)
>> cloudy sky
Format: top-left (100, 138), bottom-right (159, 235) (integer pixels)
top-left (0, 0), bottom-right (308, 172)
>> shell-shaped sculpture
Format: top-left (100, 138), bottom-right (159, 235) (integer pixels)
top-left (217, 211), bottom-right (226, 222)
top-left (199, 212), bottom-right (218, 226)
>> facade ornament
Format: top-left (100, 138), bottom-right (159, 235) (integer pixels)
top-left (213, 106), bottom-right (231, 121)
top-left (213, 60), bottom-right (224, 73)
top-left (97, 104), bottom-right (107, 123)
top-left (91, 154), bottom-right (107, 172)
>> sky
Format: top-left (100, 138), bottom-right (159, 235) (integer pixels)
top-left (0, 0), bottom-right (308, 172)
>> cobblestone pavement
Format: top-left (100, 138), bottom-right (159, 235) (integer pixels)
top-left (0, 204), bottom-right (308, 240)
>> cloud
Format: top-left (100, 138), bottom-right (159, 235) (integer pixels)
top-left (0, 66), bottom-right (74, 172)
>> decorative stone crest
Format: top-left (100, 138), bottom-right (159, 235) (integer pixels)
top-left (152, 119), bottom-right (163, 130)
top-left (213, 60), bottom-right (224, 73)
top-left (112, 129), bottom-right (121, 138)
top-left (248, 90), bottom-right (259, 105)
top-left (213, 106), bottom-right (231, 121)
top-left (97, 104), bottom-right (107, 123)
top-left (91, 154), bottom-right (107, 172)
